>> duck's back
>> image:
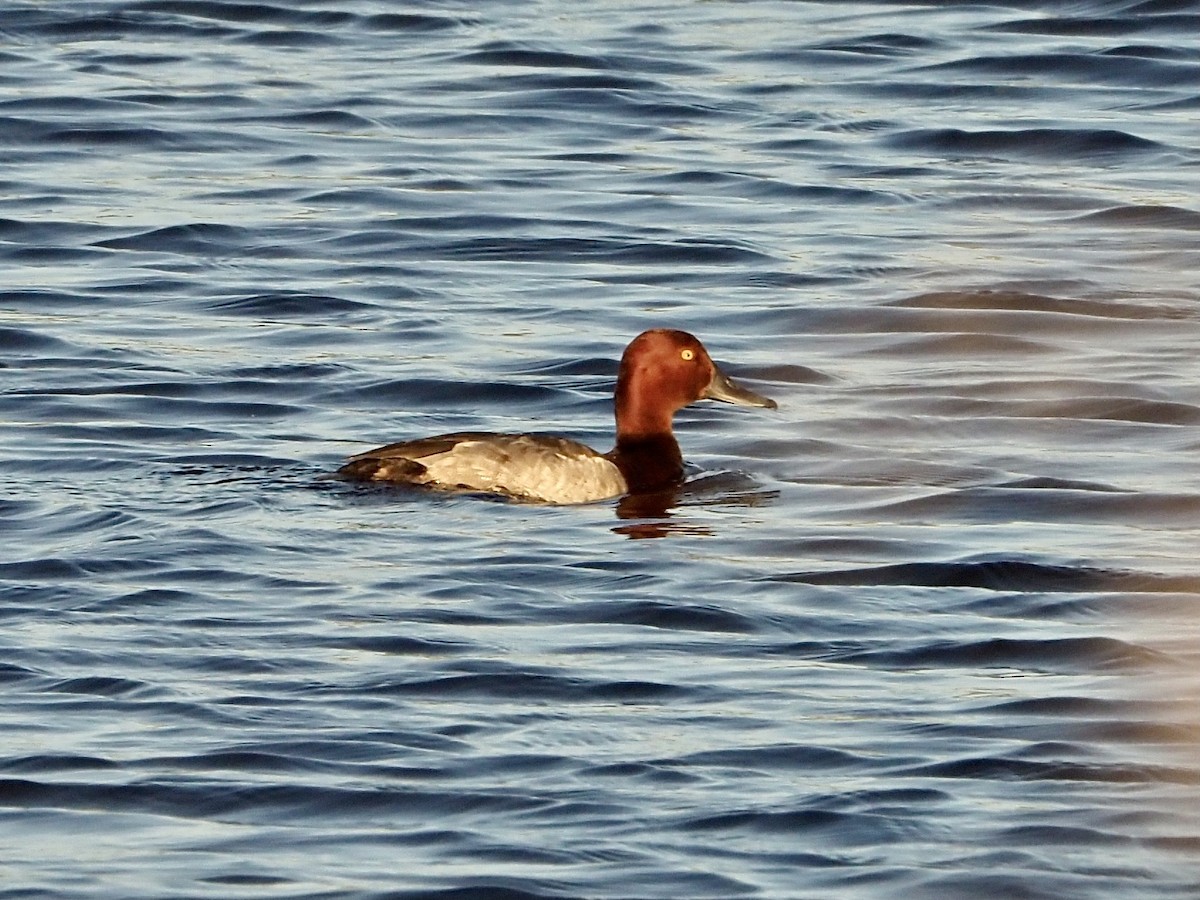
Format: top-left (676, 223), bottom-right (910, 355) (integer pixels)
top-left (337, 432), bottom-right (628, 504)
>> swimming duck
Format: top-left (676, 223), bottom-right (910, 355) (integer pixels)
top-left (336, 328), bottom-right (777, 504)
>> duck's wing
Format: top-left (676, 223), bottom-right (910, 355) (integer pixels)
top-left (338, 432), bottom-right (628, 504)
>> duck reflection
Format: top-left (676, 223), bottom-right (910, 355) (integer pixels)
top-left (612, 472), bottom-right (780, 539)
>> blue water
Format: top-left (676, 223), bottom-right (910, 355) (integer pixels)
top-left (3, 1), bottom-right (1200, 897)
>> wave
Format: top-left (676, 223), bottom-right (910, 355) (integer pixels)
top-left (888, 290), bottom-right (1193, 320)
top-left (94, 222), bottom-right (252, 253)
top-left (886, 127), bottom-right (1165, 161)
top-left (775, 558), bottom-right (1200, 594)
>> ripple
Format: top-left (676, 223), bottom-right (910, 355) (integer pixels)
top-left (886, 127), bottom-right (1166, 161)
top-left (207, 292), bottom-right (376, 317)
top-left (775, 557), bottom-right (1200, 594)
top-left (1070, 204), bottom-right (1200, 229)
top-left (94, 222), bottom-right (252, 253)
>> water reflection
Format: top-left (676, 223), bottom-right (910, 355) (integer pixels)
top-left (612, 473), bottom-right (780, 538)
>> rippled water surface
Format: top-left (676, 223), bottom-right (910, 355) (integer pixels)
top-left (3, 1), bottom-right (1200, 897)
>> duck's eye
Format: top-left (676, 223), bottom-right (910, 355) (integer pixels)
top-left (680, 349), bottom-right (695, 361)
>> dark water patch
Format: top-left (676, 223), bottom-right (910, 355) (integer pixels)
top-left (999, 476), bottom-right (1124, 492)
top-left (768, 305), bottom-right (1147, 347)
top-left (200, 873), bottom-right (294, 887)
top-left (1000, 823), bottom-right (1141, 849)
top-left (192, 186), bottom-right (306, 205)
top-left (139, 565), bottom-right (332, 595)
top-left (825, 162), bottom-right (939, 180)
top-left (3, 581), bottom-right (116, 619)
top-left (481, 71), bottom-right (666, 95)
top-left (358, 13), bottom-right (468, 33)
top-left (886, 127), bottom-right (1164, 162)
top-left (292, 186), bottom-right (400, 207)
top-left (0, 116), bottom-right (57, 145)
top-left (0, 663), bottom-right (43, 685)
top-left (671, 744), bottom-right (873, 773)
top-left (0, 498), bottom-right (40, 520)
top-left (776, 558), bottom-right (1198, 594)
top-left (321, 635), bottom-right (471, 657)
top-left (0, 222), bottom-right (130, 260)
top-left (113, 89), bottom-right (254, 109)
top-left (0, 557), bottom-right (165, 582)
top-left (917, 51), bottom-right (1200, 88)
top-left (753, 135), bottom-right (840, 154)
top-left (552, 599), bottom-right (757, 634)
top-left (0, 245), bottom-right (112, 264)
top-left (94, 223), bottom-right (251, 254)
top-left (639, 170), bottom-right (900, 207)
top-left (224, 362), bottom-right (348, 380)
top-left (91, 52), bottom-right (187, 66)
top-left (984, 696), bottom-right (1161, 720)
top-left (92, 277), bottom-right (196, 298)
top-left (985, 13), bottom-right (1200, 39)
top-left (1070, 204), bottom-right (1200, 229)
top-left (46, 675), bottom-right (158, 699)
top-left (1100, 43), bottom-right (1199, 62)
top-left (741, 363), bottom-right (831, 386)
top-left (0, 755), bottom-right (120, 775)
top-left (467, 39), bottom-right (707, 76)
top-left (13, 9), bottom-right (234, 41)
top-left (35, 508), bottom-right (142, 539)
top-left (848, 486), bottom-right (1200, 528)
top-left (1127, 93), bottom-right (1200, 112)
top-left (234, 27), bottom-right (337, 47)
top-left (0, 327), bottom-right (71, 354)
top-left (421, 236), bottom-right (770, 266)
top-left (130, 0), bottom-right (352, 29)
top-left (585, 761), bottom-right (702, 785)
top-left (902, 756), bottom-right (1197, 785)
top-left (883, 331), bottom-right (1054, 356)
top-left (908, 872), bottom-right (1158, 900)
top-left (45, 124), bottom-right (192, 149)
top-left (378, 213), bottom-right (542, 234)
top-left (5, 421), bottom-right (224, 452)
top-left (231, 109), bottom-right (377, 129)
top-left (80, 588), bottom-right (199, 613)
top-left (683, 806), bottom-right (917, 846)
top-left (145, 750), bottom-right (338, 777)
top-left (380, 888), bottom-right (586, 900)
top-left (208, 292), bottom-right (375, 318)
top-left (0, 95), bottom-right (148, 115)
top-left (353, 671), bottom-right (688, 704)
top-left (827, 636), bottom-right (1170, 674)
top-left (979, 696), bottom-right (1200, 748)
top-left (459, 43), bottom-right (613, 72)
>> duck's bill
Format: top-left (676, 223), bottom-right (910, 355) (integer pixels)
top-left (704, 366), bottom-right (778, 409)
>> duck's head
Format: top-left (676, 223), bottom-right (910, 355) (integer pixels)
top-left (614, 329), bottom-right (776, 438)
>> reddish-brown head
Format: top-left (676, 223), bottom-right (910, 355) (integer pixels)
top-left (613, 329), bottom-right (776, 441)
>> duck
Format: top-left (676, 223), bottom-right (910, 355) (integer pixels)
top-left (336, 328), bottom-right (777, 504)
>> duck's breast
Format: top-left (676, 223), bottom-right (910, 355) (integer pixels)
top-left (348, 432), bottom-right (628, 504)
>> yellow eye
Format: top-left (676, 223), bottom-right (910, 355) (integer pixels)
top-left (680, 349), bottom-right (695, 361)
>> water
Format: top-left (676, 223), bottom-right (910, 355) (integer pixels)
top-left (2, 1), bottom-right (1199, 897)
